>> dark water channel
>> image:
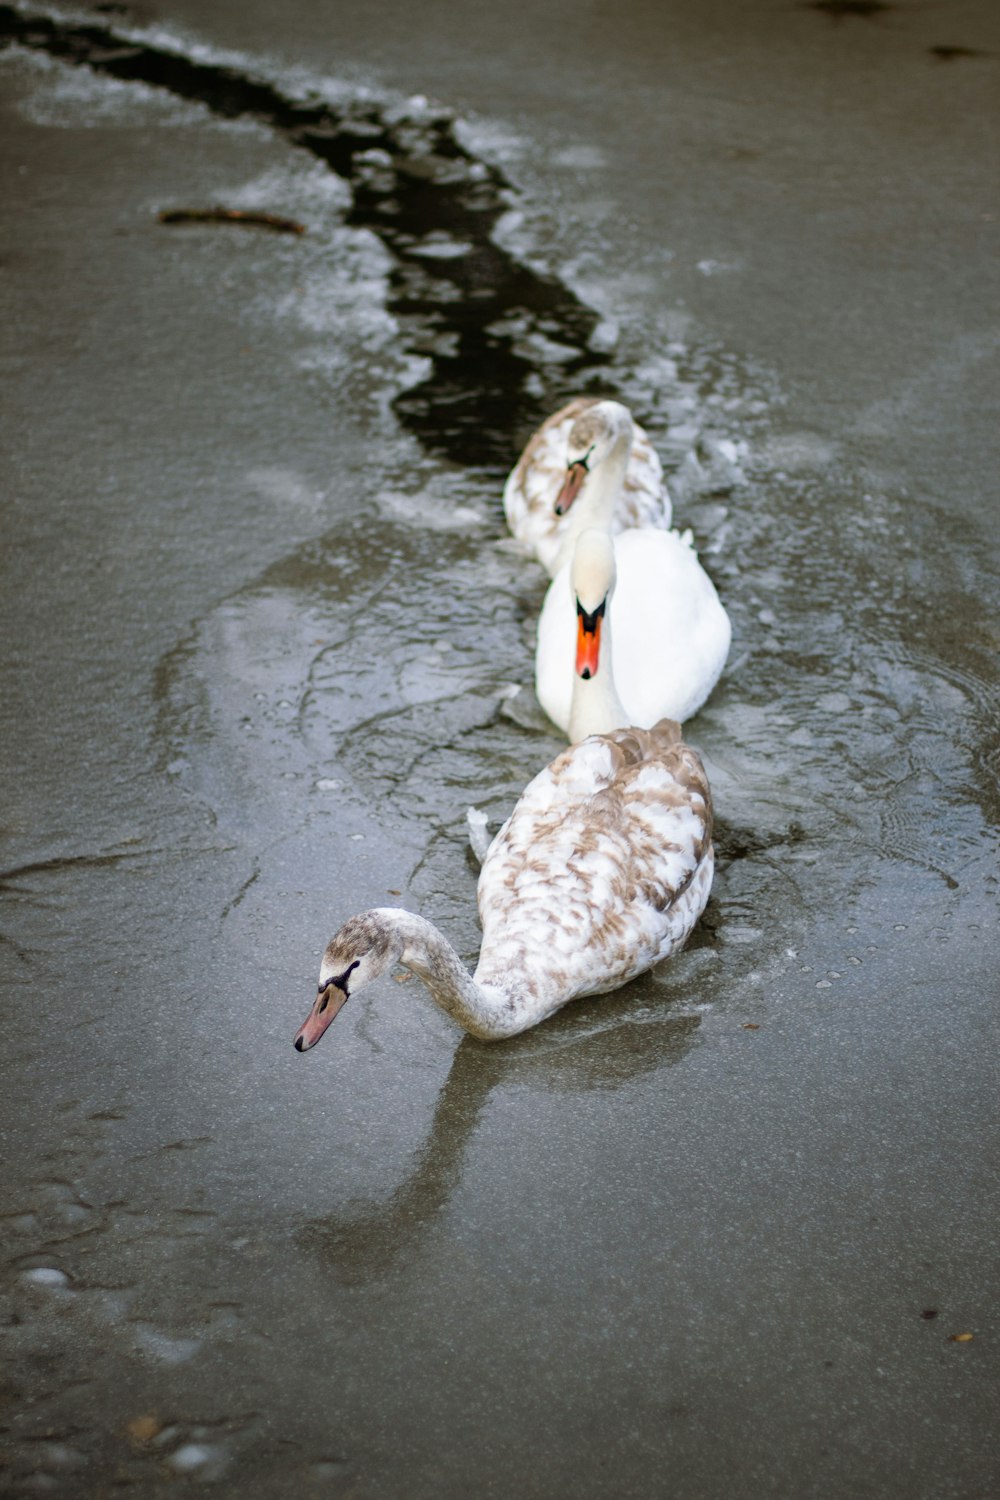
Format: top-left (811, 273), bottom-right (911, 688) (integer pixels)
top-left (1, 3), bottom-right (998, 1497)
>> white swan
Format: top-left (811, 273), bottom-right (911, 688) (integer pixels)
top-left (503, 398), bottom-right (672, 576)
top-left (294, 721), bottom-right (713, 1045)
top-left (536, 505), bottom-right (730, 737)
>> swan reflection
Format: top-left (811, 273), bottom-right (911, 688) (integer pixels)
top-left (298, 993), bottom-right (699, 1285)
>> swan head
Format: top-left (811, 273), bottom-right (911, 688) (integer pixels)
top-left (571, 529), bottom-right (616, 681)
top-left (294, 911), bottom-right (402, 1052)
top-left (554, 400), bottom-right (634, 516)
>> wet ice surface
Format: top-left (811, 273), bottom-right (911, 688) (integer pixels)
top-left (1, 9), bottom-right (999, 1499)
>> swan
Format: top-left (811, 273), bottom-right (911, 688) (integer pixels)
top-left (536, 514), bottom-right (731, 737)
top-left (503, 398), bottom-right (672, 576)
top-left (294, 720), bottom-right (714, 1046)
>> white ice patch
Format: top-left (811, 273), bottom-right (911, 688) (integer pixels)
top-left (375, 488), bottom-right (489, 533)
top-left (490, 208), bottom-right (557, 277)
top-left (697, 258), bottom-right (743, 277)
top-left (4, 44), bottom-right (212, 129)
top-left (551, 144), bottom-right (607, 170)
top-left (244, 467), bottom-right (330, 521)
top-left (454, 116), bottom-right (531, 166)
top-left (408, 232), bottom-right (473, 259)
top-left (588, 317), bottom-right (620, 353)
top-left (224, 159), bottom-right (352, 218)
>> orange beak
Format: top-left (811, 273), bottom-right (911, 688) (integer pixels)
top-left (554, 463), bottom-right (587, 516)
top-left (293, 981), bottom-right (349, 1052)
top-left (576, 609), bottom-right (603, 679)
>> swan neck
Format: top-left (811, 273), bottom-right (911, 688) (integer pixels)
top-left (377, 908), bottom-right (520, 1041)
top-left (556, 426), bottom-right (632, 568)
top-left (567, 605), bottom-right (629, 740)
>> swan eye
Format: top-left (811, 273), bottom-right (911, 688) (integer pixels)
top-left (317, 958), bottom-right (360, 1012)
top-left (569, 444), bottom-right (595, 475)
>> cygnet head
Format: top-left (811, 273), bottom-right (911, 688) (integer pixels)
top-left (571, 529), bottom-right (617, 681)
top-left (555, 400), bottom-right (635, 516)
top-left (294, 911), bottom-right (401, 1052)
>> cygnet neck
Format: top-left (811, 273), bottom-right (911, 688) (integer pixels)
top-left (554, 417), bottom-right (633, 571)
top-left (379, 908), bottom-right (525, 1041)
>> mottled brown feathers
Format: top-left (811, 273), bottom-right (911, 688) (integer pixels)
top-left (509, 397), bottom-right (599, 490)
top-left (475, 718), bottom-right (714, 1015)
top-left (323, 911), bottom-right (395, 972)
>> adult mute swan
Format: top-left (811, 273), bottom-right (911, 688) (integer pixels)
top-left (503, 398), bottom-right (672, 576)
top-left (536, 508), bottom-right (730, 737)
top-left (294, 721), bottom-right (713, 1046)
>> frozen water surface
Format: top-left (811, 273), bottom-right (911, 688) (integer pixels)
top-left (0, 2), bottom-right (998, 1497)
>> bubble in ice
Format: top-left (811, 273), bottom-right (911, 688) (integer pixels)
top-left (32, 1443), bottom-right (85, 1471)
top-left (132, 1324), bottom-right (203, 1364)
top-left (20, 1267), bottom-right (71, 1290)
top-left (168, 1443), bottom-right (224, 1473)
top-left (311, 1458), bottom-right (351, 1480)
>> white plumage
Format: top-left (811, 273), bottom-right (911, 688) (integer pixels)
top-left (537, 526), bottom-right (731, 735)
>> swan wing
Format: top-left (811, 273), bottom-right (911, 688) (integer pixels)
top-left (608, 531), bottom-right (731, 725)
top-left (619, 425), bottom-right (672, 532)
top-left (475, 725), bottom-right (713, 1008)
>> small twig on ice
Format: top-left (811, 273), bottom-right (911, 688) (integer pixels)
top-left (158, 207), bottom-right (306, 235)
